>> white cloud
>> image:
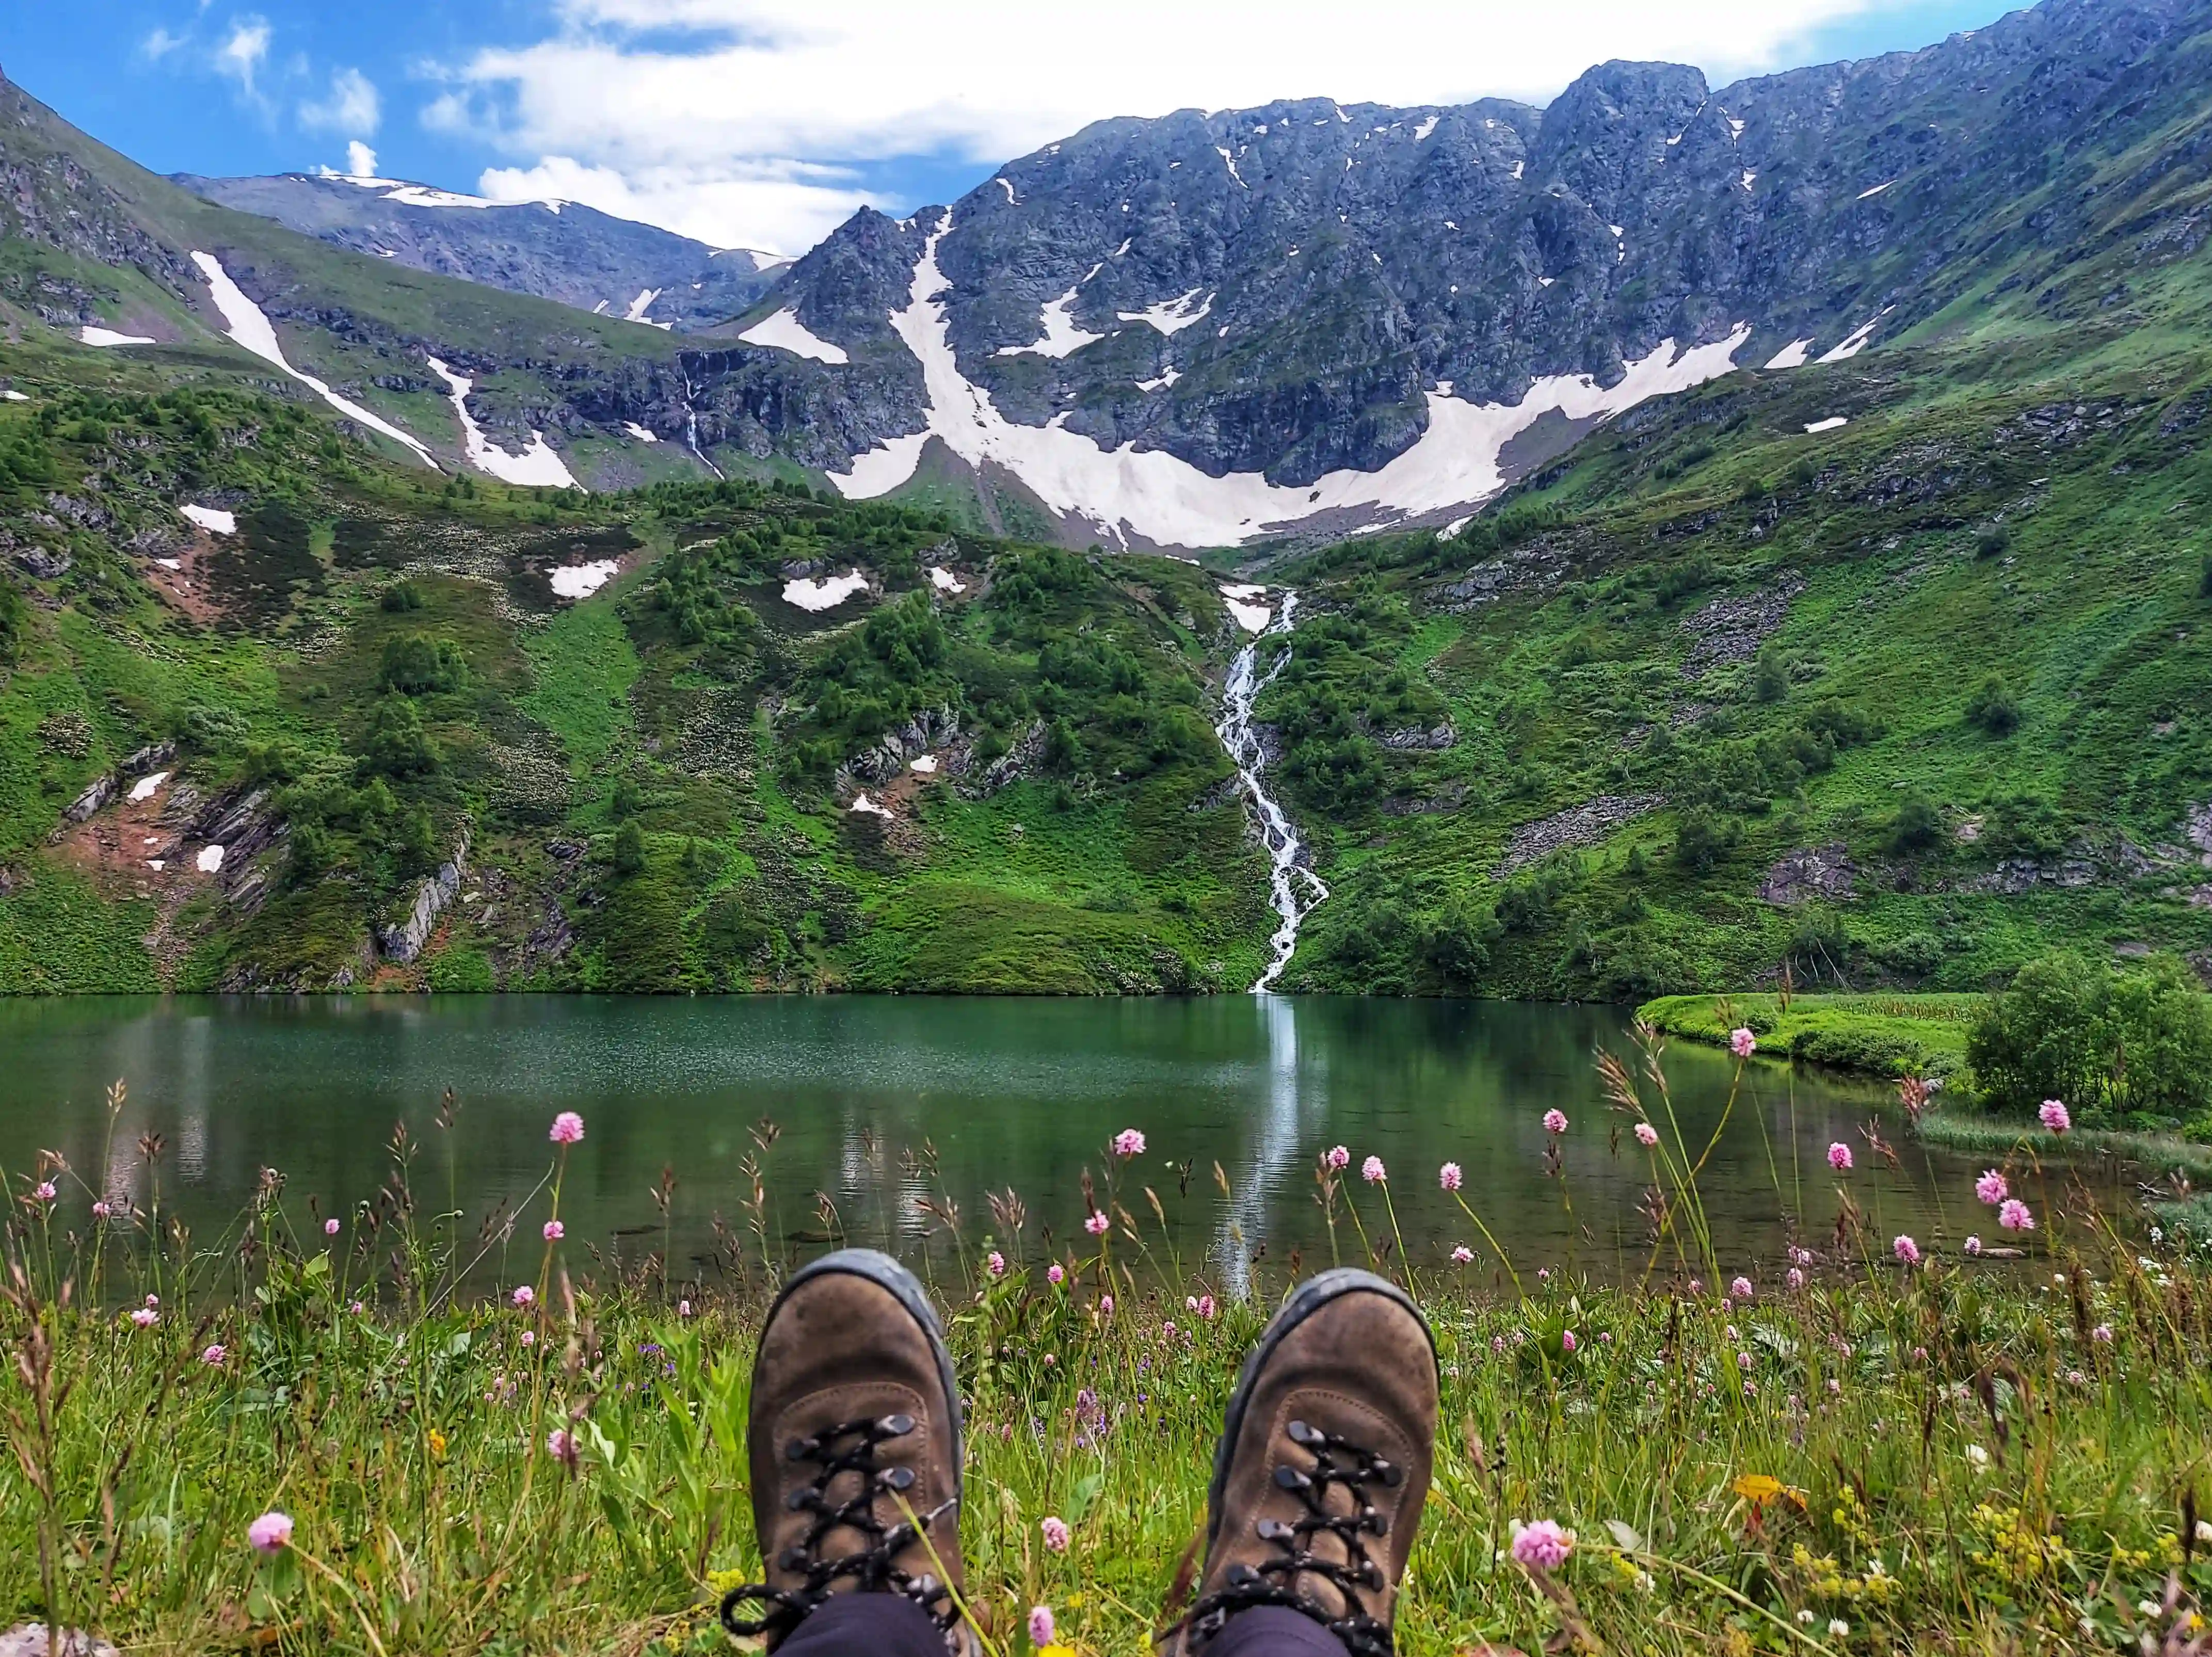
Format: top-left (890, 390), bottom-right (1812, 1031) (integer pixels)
top-left (300, 67), bottom-right (382, 136)
top-left (346, 140), bottom-right (379, 179)
top-left (476, 155), bottom-right (869, 254)
top-left (141, 27), bottom-right (186, 60)
top-left (427, 0), bottom-right (1916, 251)
top-left (215, 15), bottom-right (270, 98)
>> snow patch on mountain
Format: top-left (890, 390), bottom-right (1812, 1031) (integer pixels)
top-left (1764, 339), bottom-right (1814, 369)
top-left (783, 570), bottom-right (869, 610)
top-left (548, 560), bottom-right (618, 599)
top-left (739, 307), bottom-right (851, 364)
top-left (997, 271), bottom-right (1105, 358)
top-left (1118, 288), bottom-right (1214, 335)
top-left (79, 326), bottom-right (155, 347)
top-left (190, 251), bottom-right (436, 468)
top-left (826, 211), bottom-right (1751, 549)
top-left (180, 504), bottom-right (235, 535)
top-left (623, 287), bottom-right (662, 323)
top-left (1413, 116), bottom-right (1439, 142)
top-left (426, 357), bottom-right (581, 489)
top-left (1817, 312), bottom-right (1888, 363)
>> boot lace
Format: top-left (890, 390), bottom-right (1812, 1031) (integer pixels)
top-left (721, 1412), bottom-right (961, 1650)
top-left (1183, 1419), bottom-right (1399, 1657)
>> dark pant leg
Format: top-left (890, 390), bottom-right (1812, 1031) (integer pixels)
top-left (776, 1592), bottom-right (949, 1657)
top-left (1208, 1606), bottom-right (1354, 1657)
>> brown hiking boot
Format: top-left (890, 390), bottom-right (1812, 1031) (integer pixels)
top-left (721, 1250), bottom-right (971, 1652)
top-left (1177, 1269), bottom-right (1438, 1657)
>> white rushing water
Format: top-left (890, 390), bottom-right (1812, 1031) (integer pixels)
top-left (1216, 591), bottom-right (1329, 993)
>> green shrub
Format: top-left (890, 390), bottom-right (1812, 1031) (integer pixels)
top-left (360, 696), bottom-right (440, 777)
top-left (381, 580), bottom-right (424, 613)
top-left (1968, 951), bottom-right (2212, 1122)
top-left (1975, 525), bottom-right (2011, 559)
top-left (612, 820), bottom-right (646, 877)
top-left (1965, 676), bottom-right (2020, 736)
top-left (2199, 553), bottom-right (2212, 600)
top-left (378, 634), bottom-right (467, 696)
top-left (428, 945), bottom-right (495, 991)
top-left (1889, 795), bottom-right (1943, 852)
top-left (1673, 807), bottom-right (1738, 872)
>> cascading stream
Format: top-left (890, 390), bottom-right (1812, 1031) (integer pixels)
top-left (1216, 592), bottom-right (1329, 993)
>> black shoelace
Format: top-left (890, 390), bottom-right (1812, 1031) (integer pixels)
top-left (1184, 1420), bottom-right (1400, 1657)
top-left (720, 1412), bottom-right (961, 1650)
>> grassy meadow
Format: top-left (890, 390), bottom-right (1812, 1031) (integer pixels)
top-left (4, 1041), bottom-right (2211, 1656)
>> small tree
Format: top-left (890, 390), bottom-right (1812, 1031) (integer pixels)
top-left (1966, 675), bottom-right (2021, 736)
top-left (613, 820), bottom-right (647, 878)
top-left (1889, 795), bottom-right (1943, 852)
top-left (1969, 951), bottom-right (2212, 1122)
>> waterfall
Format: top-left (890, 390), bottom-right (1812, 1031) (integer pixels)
top-left (679, 364), bottom-right (723, 480)
top-left (1216, 592), bottom-right (1329, 993)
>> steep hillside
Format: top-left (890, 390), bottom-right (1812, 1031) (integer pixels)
top-left (175, 170), bottom-right (783, 332)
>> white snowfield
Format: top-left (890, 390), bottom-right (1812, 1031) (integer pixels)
top-left (927, 565), bottom-right (966, 593)
top-left (1764, 339), bottom-right (1815, 370)
top-left (339, 174), bottom-right (562, 213)
top-left (997, 272), bottom-right (1104, 358)
top-left (910, 753), bottom-right (939, 774)
top-left (548, 559), bottom-right (619, 599)
top-left (1118, 288), bottom-right (1214, 335)
top-left (2, 390), bottom-right (28, 401)
top-left (624, 288), bottom-right (662, 323)
top-left (425, 357), bottom-right (582, 490)
top-left (848, 793), bottom-right (892, 818)
top-left (128, 771), bottom-right (170, 803)
top-left (623, 422), bottom-right (660, 443)
top-left (1817, 312), bottom-right (1888, 363)
top-left (80, 326), bottom-right (155, 348)
top-left (1857, 181), bottom-right (1896, 200)
top-left (1413, 116), bottom-right (1439, 142)
top-left (1804, 416), bottom-right (1849, 434)
top-left (739, 307), bottom-right (850, 365)
top-left (191, 252), bottom-right (437, 468)
top-left (782, 569), bottom-right (869, 610)
top-left (180, 504), bottom-right (236, 535)
top-left (827, 211), bottom-right (1753, 549)
top-left (197, 844), bottom-right (226, 874)
top-left (1220, 584), bottom-right (1273, 632)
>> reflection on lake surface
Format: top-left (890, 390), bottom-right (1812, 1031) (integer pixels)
top-left (0, 995), bottom-right (1982, 1289)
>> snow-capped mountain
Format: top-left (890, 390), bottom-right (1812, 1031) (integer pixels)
top-left (7, 0), bottom-right (2210, 545)
top-left (175, 169), bottom-right (784, 332)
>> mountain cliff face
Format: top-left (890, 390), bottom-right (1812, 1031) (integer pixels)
top-left (173, 171), bottom-right (783, 331)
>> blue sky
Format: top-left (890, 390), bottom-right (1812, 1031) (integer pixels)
top-left (6, 1), bottom-right (2022, 255)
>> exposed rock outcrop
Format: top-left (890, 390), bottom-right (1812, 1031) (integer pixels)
top-left (376, 826), bottom-right (472, 966)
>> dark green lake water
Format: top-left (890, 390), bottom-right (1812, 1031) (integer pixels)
top-left (0, 995), bottom-right (1978, 1291)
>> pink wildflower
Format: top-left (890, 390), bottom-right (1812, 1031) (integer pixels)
top-left (1099, 1294), bottom-right (1114, 1316)
top-left (1040, 1516), bottom-right (1070, 1553)
top-left (350, 1300), bottom-right (366, 1316)
top-left (520, 1330), bottom-right (535, 1346)
top-left (202, 1343), bottom-right (227, 1365)
top-left (1083, 1211), bottom-right (1110, 1237)
top-left (1196, 1294), bottom-right (1217, 1320)
top-left (549, 1111), bottom-right (586, 1145)
top-left (1729, 1027), bottom-right (1757, 1059)
top-left (130, 1307), bottom-right (156, 1328)
top-left (1438, 1161), bottom-right (1462, 1192)
top-left (1542, 1108), bottom-right (1568, 1136)
top-left (33, 1181), bottom-right (56, 1203)
top-left (1737, 1352), bottom-right (1753, 1372)
top-left (247, 1510), bottom-right (294, 1553)
top-left (1963, 1235), bottom-right (1982, 1257)
top-left (2092, 1323), bottom-right (2113, 1344)
top-left (678, 1299), bottom-right (693, 1317)
top-left (511, 1285), bottom-right (535, 1308)
top-left (1324, 1145), bottom-right (1350, 1171)
top-left (543, 1220), bottom-right (565, 1242)
top-left (1111, 1128), bottom-right (1147, 1159)
top-left (2039, 1099), bottom-right (2071, 1135)
top-left (1029, 1606), bottom-right (1056, 1648)
top-left (1785, 1267), bottom-right (1805, 1291)
top-left (1893, 1234), bottom-right (1921, 1266)
top-left (1361, 1155), bottom-right (1386, 1183)
top-left (1634, 1122), bottom-right (1659, 1148)
top-left (545, 1428), bottom-right (576, 1465)
top-left (1537, 1267), bottom-right (1551, 1283)
top-left (91, 1200), bottom-right (109, 1218)
top-left (1452, 1245), bottom-right (1475, 1264)
top-left (1730, 1276), bottom-right (1754, 1301)
top-left (1827, 1142), bottom-right (1853, 1172)
top-left (144, 1294), bottom-right (158, 1308)
top-left (987, 1251), bottom-right (1006, 1278)
top-left (1561, 1330), bottom-right (1578, 1354)
top-left (1047, 1263), bottom-right (1065, 1286)
top-left (1975, 1169), bottom-right (2008, 1205)
top-left (1509, 1519), bottom-right (1574, 1572)
top-left (325, 1217), bottom-right (341, 1235)
top-left (1997, 1198), bottom-right (2034, 1232)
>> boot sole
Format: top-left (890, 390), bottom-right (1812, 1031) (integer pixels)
top-left (761, 1248), bottom-right (964, 1502)
top-left (1203, 1268), bottom-right (1436, 1555)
